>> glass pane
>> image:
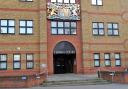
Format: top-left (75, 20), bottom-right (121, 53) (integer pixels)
top-left (27, 21), bottom-right (33, 27)
top-left (0, 63), bottom-right (6, 69)
top-left (65, 29), bottom-right (70, 34)
top-left (113, 24), bottom-right (118, 29)
top-left (99, 23), bottom-right (103, 28)
top-left (0, 55), bottom-right (6, 61)
top-left (105, 60), bottom-right (110, 66)
top-left (105, 54), bottom-right (110, 59)
top-left (20, 28), bottom-right (26, 34)
top-left (99, 29), bottom-right (104, 35)
top-left (92, 0), bottom-right (96, 5)
top-left (116, 60), bottom-right (121, 66)
top-left (71, 22), bottom-right (76, 28)
top-left (14, 62), bottom-right (20, 68)
top-left (93, 29), bottom-right (98, 35)
top-left (71, 29), bottom-right (76, 34)
top-left (14, 55), bottom-right (20, 61)
top-left (58, 0), bottom-right (63, 3)
top-left (70, 0), bottom-right (75, 3)
top-left (64, 0), bottom-right (69, 3)
top-left (58, 28), bottom-right (64, 34)
top-left (108, 30), bottom-right (112, 35)
top-left (20, 21), bottom-right (26, 26)
top-left (58, 22), bottom-right (63, 27)
top-left (94, 61), bottom-right (100, 66)
top-left (51, 21), bottom-right (57, 27)
top-left (8, 27), bottom-right (15, 33)
top-left (27, 28), bottom-right (33, 34)
top-left (93, 23), bottom-right (98, 28)
top-left (27, 54), bottom-right (33, 61)
top-left (51, 28), bottom-right (57, 34)
top-left (1, 27), bottom-right (7, 33)
top-left (27, 62), bottom-right (33, 68)
top-left (114, 30), bottom-right (119, 35)
top-left (9, 20), bottom-right (15, 26)
top-left (51, 0), bottom-right (56, 2)
top-left (115, 54), bottom-right (120, 59)
top-left (98, 0), bottom-right (102, 5)
top-left (94, 54), bottom-right (100, 59)
top-left (1, 20), bottom-right (7, 26)
top-left (108, 23), bottom-right (112, 29)
top-left (64, 22), bottom-right (70, 27)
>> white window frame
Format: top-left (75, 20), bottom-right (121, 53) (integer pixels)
top-left (92, 22), bottom-right (104, 35)
top-left (19, 20), bottom-right (33, 34)
top-left (92, 0), bottom-right (103, 6)
top-left (51, 0), bottom-right (75, 3)
top-left (94, 53), bottom-right (100, 67)
top-left (115, 53), bottom-right (121, 66)
top-left (107, 23), bottom-right (119, 36)
top-left (13, 54), bottom-right (21, 70)
top-left (26, 54), bottom-right (34, 69)
top-left (104, 53), bottom-right (111, 66)
top-left (0, 54), bottom-right (7, 70)
top-left (0, 19), bottom-right (15, 34)
top-left (51, 21), bottom-right (77, 35)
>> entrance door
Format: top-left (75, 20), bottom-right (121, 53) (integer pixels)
top-left (53, 41), bottom-right (76, 74)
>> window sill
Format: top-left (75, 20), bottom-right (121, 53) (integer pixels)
top-left (19, 0), bottom-right (33, 2)
top-left (19, 34), bottom-right (34, 35)
top-left (13, 69), bottom-right (21, 70)
top-left (115, 65), bottom-right (121, 67)
top-left (26, 68), bottom-right (34, 69)
top-left (93, 34), bottom-right (105, 36)
top-left (0, 69), bottom-right (7, 70)
top-left (105, 65), bottom-right (111, 67)
top-left (91, 4), bottom-right (103, 6)
top-left (108, 35), bottom-right (120, 36)
top-left (0, 33), bottom-right (15, 35)
top-left (94, 66), bottom-right (100, 67)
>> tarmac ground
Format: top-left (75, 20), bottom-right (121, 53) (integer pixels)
top-left (3, 84), bottom-right (128, 89)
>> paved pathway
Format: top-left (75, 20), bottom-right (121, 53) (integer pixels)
top-left (6, 84), bottom-right (128, 89)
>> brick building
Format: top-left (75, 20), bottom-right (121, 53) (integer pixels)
top-left (0, 0), bottom-right (128, 88)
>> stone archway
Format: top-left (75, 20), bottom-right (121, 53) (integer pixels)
top-left (53, 41), bottom-right (76, 74)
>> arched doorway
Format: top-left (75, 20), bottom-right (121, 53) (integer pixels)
top-left (53, 41), bottom-right (76, 74)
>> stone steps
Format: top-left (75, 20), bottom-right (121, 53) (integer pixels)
top-left (42, 78), bottom-right (111, 87)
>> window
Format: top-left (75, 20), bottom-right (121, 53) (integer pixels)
top-left (107, 23), bottom-right (119, 36)
top-left (19, 0), bottom-right (33, 2)
top-left (115, 53), bottom-right (121, 66)
top-left (104, 53), bottom-right (111, 66)
top-left (51, 0), bottom-right (75, 3)
top-left (92, 22), bottom-right (104, 35)
top-left (19, 20), bottom-right (33, 34)
top-left (51, 21), bottom-right (77, 35)
top-left (26, 54), bottom-right (34, 69)
top-left (92, 0), bottom-right (103, 5)
top-left (94, 53), bottom-right (100, 67)
top-left (13, 54), bottom-right (21, 70)
top-left (0, 54), bottom-right (7, 70)
top-left (0, 20), bottom-right (15, 34)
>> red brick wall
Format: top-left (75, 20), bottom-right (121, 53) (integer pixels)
top-left (0, 74), bottom-right (46, 88)
top-left (100, 71), bottom-right (128, 84)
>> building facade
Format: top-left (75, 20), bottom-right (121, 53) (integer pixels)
top-left (0, 0), bottom-right (128, 87)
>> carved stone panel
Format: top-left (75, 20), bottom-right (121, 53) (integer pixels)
top-left (47, 3), bottom-right (80, 20)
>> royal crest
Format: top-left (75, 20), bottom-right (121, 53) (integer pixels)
top-left (47, 2), bottom-right (80, 20)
